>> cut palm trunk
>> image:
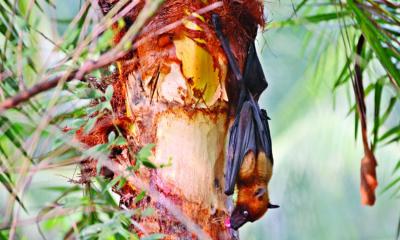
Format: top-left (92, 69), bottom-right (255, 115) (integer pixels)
top-left (83, 1), bottom-right (264, 239)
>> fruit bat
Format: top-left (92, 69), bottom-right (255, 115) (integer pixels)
top-left (212, 14), bottom-right (278, 230)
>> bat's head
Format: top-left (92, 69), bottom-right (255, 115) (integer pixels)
top-left (229, 184), bottom-right (279, 230)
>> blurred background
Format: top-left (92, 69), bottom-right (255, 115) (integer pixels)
top-left (0, 0), bottom-right (399, 239)
top-left (242, 1), bottom-right (400, 239)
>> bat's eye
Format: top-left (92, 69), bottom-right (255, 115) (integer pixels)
top-left (242, 210), bottom-right (249, 217)
top-left (254, 187), bottom-right (266, 198)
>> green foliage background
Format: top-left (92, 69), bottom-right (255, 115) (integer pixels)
top-left (0, 0), bottom-right (399, 239)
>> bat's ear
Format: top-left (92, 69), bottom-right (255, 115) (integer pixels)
top-left (268, 203), bottom-right (280, 209)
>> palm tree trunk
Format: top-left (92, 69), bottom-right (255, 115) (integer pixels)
top-left (92, 1), bottom-right (264, 239)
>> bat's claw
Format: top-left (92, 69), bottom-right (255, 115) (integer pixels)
top-left (261, 109), bottom-right (271, 120)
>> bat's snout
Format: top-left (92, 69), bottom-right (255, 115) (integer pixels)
top-left (230, 207), bottom-right (249, 230)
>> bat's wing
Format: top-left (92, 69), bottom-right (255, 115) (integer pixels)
top-left (260, 108), bottom-right (273, 163)
top-left (225, 101), bottom-right (257, 195)
top-left (224, 97), bottom-right (274, 195)
top-left (243, 43), bottom-right (272, 163)
top-left (249, 96), bottom-right (273, 164)
top-left (243, 42), bottom-right (268, 100)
